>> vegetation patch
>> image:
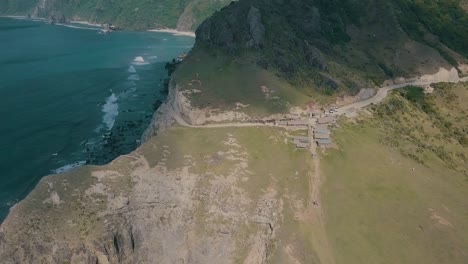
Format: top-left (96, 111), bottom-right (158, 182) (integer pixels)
top-left (175, 48), bottom-right (310, 116)
top-left (322, 106), bottom-right (468, 264)
top-left (370, 83), bottom-right (468, 172)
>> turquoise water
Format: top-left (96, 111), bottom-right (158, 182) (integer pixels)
top-left (0, 17), bottom-right (194, 221)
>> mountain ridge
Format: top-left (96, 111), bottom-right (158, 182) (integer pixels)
top-left (0, 0), bottom-right (231, 30)
top-left (195, 0), bottom-right (468, 96)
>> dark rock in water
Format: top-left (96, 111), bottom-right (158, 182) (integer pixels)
top-left (48, 16), bottom-right (56, 25)
top-left (48, 13), bottom-right (69, 25)
top-left (160, 78), bottom-right (170, 95)
top-left (57, 14), bottom-right (68, 24)
top-left (165, 62), bottom-right (178, 77)
top-left (153, 100), bottom-right (163, 111)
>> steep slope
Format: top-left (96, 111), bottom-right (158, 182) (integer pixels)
top-left (173, 0), bottom-right (468, 117)
top-left (0, 126), bottom-right (318, 263)
top-left (1, 82), bottom-right (466, 264)
top-left (0, 0), bottom-right (230, 30)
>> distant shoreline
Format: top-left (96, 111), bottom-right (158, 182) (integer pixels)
top-left (0, 15), bottom-right (45, 22)
top-left (148, 29), bottom-right (195, 37)
top-left (1, 15), bottom-right (195, 36)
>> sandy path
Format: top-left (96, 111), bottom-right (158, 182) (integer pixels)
top-left (305, 123), bottom-right (336, 264)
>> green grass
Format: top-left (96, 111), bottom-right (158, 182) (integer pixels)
top-left (140, 126), bottom-right (311, 199)
top-left (174, 48), bottom-right (311, 117)
top-left (322, 123), bottom-right (468, 264)
top-left (372, 83), bottom-right (468, 171)
top-left (320, 84), bottom-right (468, 263)
top-left (394, 0), bottom-right (468, 58)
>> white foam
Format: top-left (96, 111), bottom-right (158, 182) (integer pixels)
top-left (148, 55), bottom-right (158, 60)
top-left (128, 65), bottom-right (136, 73)
top-left (133, 56), bottom-right (145, 62)
top-left (102, 93), bottom-right (119, 130)
top-left (127, 74), bottom-right (140, 81)
top-left (132, 56), bottom-right (150, 65)
top-left (52, 161), bottom-right (86, 174)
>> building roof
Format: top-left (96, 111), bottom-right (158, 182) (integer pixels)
top-left (314, 127), bottom-right (329, 134)
top-left (315, 124), bottom-right (328, 130)
top-left (314, 133), bottom-right (330, 139)
top-left (316, 138), bottom-right (332, 145)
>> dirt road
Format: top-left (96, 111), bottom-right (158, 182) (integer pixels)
top-left (335, 76), bottom-right (468, 116)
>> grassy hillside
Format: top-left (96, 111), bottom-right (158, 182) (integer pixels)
top-left (320, 82), bottom-right (468, 263)
top-left (0, 0), bottom-right (230, 30)
top-left (191, 0), bottom-right (468, 112)
top-left (175, 48), bottom-right (311, 117)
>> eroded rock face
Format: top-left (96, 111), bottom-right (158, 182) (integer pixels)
top-left (0, 130), bottom-right (290, 263)
top-left (196, 3), bottom-right (265, 51)
top-left (246, 6), bottom-right (265, 48)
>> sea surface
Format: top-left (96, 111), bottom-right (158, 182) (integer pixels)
top-left (0, 17), bottom-right (194, 221)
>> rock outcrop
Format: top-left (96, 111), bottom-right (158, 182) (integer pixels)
top-left (196, 2), bottom-right (266, 50)
top-left (246, 6), bottom-right (265, 48)
top-left (0, 124), bottom-right (312, 263)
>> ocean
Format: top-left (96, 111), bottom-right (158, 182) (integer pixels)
top-left (0, 17), bottom-right (194, 221)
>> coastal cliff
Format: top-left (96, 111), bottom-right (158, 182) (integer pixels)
top-left (1, 0), bottom-right (468, 263)
top-left (0, 122), bottom-right (302, 263)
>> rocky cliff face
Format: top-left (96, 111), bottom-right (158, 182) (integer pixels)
top-left (0, 124), bottom-right (313, 263)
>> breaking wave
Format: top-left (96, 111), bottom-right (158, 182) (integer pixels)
top-left (131, 56), bottom-right (149, 65)
top-left (102, 93), bottom-right (119, 130)
top-left (128, 65), bottom-right (136, 73)
top-left (52, 160), bottom-right (86, 174)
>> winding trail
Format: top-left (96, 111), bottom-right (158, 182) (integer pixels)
top-left (166, 71), bottom-right (467, 264)
top-left (334, 76), bottom-right (468, 116)
top-left (172, 76), bottom-right (468, 128)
